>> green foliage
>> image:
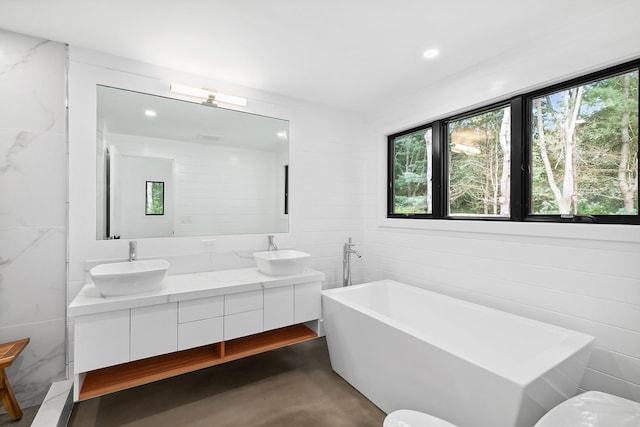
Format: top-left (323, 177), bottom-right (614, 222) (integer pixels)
top-left (449, 107), bottom-right (509, 216)
top-left (532, 71), bottom-right (639, 215)
top-left (146, 182), bottom-right (164, 215)
top-left (391, 70), bottom-right (639, 218)
top-left (392, 130), bottom-right (430, 213)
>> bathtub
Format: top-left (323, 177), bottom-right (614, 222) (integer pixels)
top-left (322, 280), bottom-right (594, 427)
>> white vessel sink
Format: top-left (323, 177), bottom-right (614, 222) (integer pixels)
top-left (254, 250), bottom-right (311, 276)
top-left (89, 259), bottom-right (170, 297)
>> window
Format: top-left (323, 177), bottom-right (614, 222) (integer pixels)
top-left (145, 181), bottom-right (165, 215)
top-left (448, 105), bottom-right (511, 217)
top-left (388, 126), bottom-right (433, 216)
top-left (529, 70), bottom-right (638, 218)
top-left (387, 59), bottom-right (639, 224)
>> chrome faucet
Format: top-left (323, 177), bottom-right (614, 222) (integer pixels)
top-left (129, 240), bottom-right (137, 261)
top-left (267, 235), bottom-right (278, 251)
top-left (343, 237), bottom-right (361, 287)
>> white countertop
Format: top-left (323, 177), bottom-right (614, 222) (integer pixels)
top-left (69, 267), bottom-right (324, 317)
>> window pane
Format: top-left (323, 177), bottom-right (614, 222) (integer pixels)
top-left (145, 181), bottom-right (165, 215)
top-left (531, 71), bottom-right (639, 215)
top-left (448, 106), bottom-right (511, 216)
top-left (391, 128), bottom-right (432, 214)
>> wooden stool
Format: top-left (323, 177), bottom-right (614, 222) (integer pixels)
top-left (0, 338), bottom-right (30, 420)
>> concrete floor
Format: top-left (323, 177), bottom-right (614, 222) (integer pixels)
top-left (0, 405), bottom-right (39, 427)
top-left (67, 337), bottom-right (386, 426)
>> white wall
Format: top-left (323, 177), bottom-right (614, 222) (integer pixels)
top-left (66, 48), bottom-right (365, 373)
top-left (5, 6), bottom-right (638, 411)
top-left (116, 154), bottom-right (174, 238)
top-left (362, 27), bottom-right (640, 402)
top-left (0, 29), bottom-right (66, 409)
top-left (108, 133), bottom-right (284, 237)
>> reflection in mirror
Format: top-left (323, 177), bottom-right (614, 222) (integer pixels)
top-left (145, 181), bottom-right (165, 216)
top-left (96, 85), bottom-right (289, 239)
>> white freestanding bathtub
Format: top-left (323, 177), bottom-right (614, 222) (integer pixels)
top-left (322, 280), bottom-right (594, 427)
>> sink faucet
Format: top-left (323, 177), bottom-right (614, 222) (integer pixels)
top-left (343, 237), bottom-right (361, 287)
top-left (267, 235), bottom-right (278, 251)
top-left (129, 240), bottom-right (137, 261)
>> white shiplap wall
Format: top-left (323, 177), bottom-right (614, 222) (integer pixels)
top-left (109, 134), bottom-right (283, 236)
top-left (361, 27), bottom-right (640, 400)
top-left (66, 48), bottom-right (366, 375)
top-left (361, 223), bottom-right (640, 401)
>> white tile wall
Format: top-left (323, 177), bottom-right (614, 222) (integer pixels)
top-left (0, 29), bottom-right (66, 409)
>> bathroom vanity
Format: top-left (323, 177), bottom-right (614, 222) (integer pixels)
top-left (68, 267), bottom-right (323, 401)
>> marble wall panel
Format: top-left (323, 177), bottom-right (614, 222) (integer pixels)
top-left (0, 29), bottom-right (67, 410)
top-left (0, 319), bottom-right (66, 409)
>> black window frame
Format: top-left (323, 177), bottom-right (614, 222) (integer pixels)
top-left (387, 58), bottom-right (640, 225)
top-left (387, 123), bottom-right (435, 219)
top-left (443, 102), bottom-right (513, 221)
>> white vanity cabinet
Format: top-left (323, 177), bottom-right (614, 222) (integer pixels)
top-left (264, 286), bottom-right (294, 331)
top-left (224, 290), bottom-right (264, 340)
top-left (69, 268), bottom-right (324, 401)
top-left (295, 282), bottom-right (322, 323)
top-left (130, 303), bottom-right (178, 360)
top-left (177, 296), bottom-right (224, 351)
top-left (263, 282), bottom-right (322, 331)
top-left (74, 309), bottom-right (130, 373)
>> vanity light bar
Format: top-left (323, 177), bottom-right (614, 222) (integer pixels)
top-left (170, 83), bottom-right (248, 107)
top-left (211, 92), bottom-right (248, 107)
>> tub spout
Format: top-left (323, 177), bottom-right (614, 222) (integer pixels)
top-left (343, 237), bottom-right (361, 286)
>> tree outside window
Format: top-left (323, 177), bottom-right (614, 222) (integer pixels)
top-left (145, 181), bottom-right (165, 215)
top-left (390, 128), bottom-right (432, 214)
top-left (448, 106), bottom-right (511, 217)
top-left (531, 71), bottom-right (638, 216)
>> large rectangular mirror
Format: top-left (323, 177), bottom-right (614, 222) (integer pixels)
top-left (96, 85), bottom-right (289, 239)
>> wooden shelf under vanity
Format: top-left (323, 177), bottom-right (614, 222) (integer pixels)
top-left (78, 323), bottom-right (317, 400)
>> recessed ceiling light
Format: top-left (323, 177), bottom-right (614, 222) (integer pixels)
top-left (144, 109), bottom-right (157, 117)
top-left (423, 49), bottom-right (439, 59)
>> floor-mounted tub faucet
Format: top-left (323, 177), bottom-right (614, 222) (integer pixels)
top-left (267, 235), bottom-right (278, 251)
top-left (343, 237), bottom-right (361, 287)
top-left (129, 240), bottom-right (137, 261)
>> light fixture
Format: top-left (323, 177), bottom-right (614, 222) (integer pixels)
top-left (423, 48), bottom-right (439, 59)
top-left (144, 109), bottom-right (157, 117)
top-left (170, 83), bottom-right (247, 107)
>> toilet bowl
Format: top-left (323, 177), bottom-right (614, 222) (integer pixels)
top-left (383, 409), bottom-right (458, 427)
top-left (534, 391), bottom-right (640, 427)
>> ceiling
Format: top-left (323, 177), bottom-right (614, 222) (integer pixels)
top-left (1, 1), bottom-right (639, 114)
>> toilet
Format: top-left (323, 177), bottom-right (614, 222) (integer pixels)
top-left (535, 391), bottom-right (640, 427)
top-left (383, 409), bottom-right (458, 427)
top-left (384, 391), bottom-right (640, 427)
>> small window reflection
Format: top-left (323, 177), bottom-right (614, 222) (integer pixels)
top-left (145, 181), bottom-right (164, 215)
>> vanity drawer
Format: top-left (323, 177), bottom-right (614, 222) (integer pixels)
top-left (178, 296), bottom-right (224, 323)
top-left (224, 290), bottom-right (263, 315)
top-left (178, 317), bottom-right (223, 351)
top-left (224, 309), bottom-right (263, 340)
